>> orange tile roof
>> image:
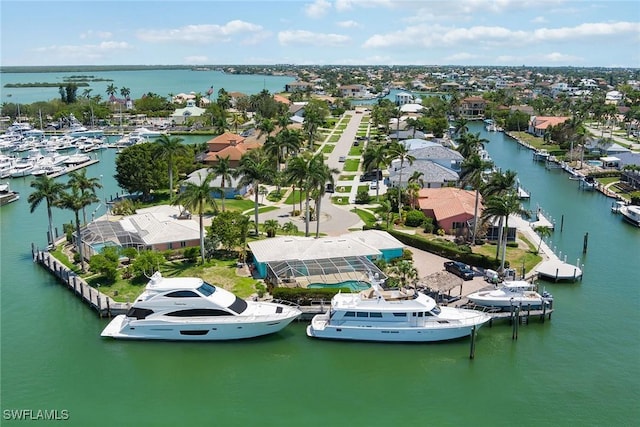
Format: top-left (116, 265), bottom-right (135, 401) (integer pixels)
top-left (206, 132), bottom-right (245, 146)
top-left (417, 188), bottom-right (482, 220)
top-left (532, 116), bottom-right (570, 130)
top-left (273, 94), bottom-right (291, 105)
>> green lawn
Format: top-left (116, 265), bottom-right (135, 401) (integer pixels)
top-left (222, 198), bottom-right (259, 212)
top-left (338, 174), bottom-right (356, 181)
top-left (322, 144), bottom-right (335, 153)
top-left (473, 233), bottom-right (542, 273)
top-left (328, 134), bottom-right (341, 143)
top-left (336, 185), bottom-right (352, 193)
top-left (284, 189), bottom-right (304, 205)
top-left (357, 185), bottom-right (369, 193)
top-left (509, 131), bottom-right (562, 151)
top-left (343, 159), bottom-right (360, 172)
top-left (349, 146), bottom-right (363, 156)
top-left (332, 196), bottom-right (350, 205)
top-left (351, 207), bottom-right (377, 225)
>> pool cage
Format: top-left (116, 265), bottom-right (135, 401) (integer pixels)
top-left (265, 256), bottom-right (386, 288)
top-left (79, 218), bottom-right (147, 258)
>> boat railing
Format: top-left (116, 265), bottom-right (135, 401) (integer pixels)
top-left (270, 299), bottom-right (301, 309)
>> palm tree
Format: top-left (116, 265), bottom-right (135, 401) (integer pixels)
top-left (408, 170), bottom-right (425, 189)
top-left (28, 175), bottom-right (66, 247)
top-left (67, 169), bottom-right (102, 224)
top-left (257, 118), bottom-right (275, 139)
top-left (482, 192), bottom-right (530, 271)
top-left (235, 149), bottom-right (276, 235)
top-left (309, 155), bottom-right (339, 238)
top-left (120, 87), bottom-right (131, 100)
top-left (155, 134), bottom-right (187, 196)
top-left (482, 169), bottom-right (518, 257)
top-left (375, 199), bottom-right (393, 230)
top-left (106, 84), bottom-right (117, 98)
top-left (362, 143), bottom-right (390, 201)
top-left (281, 221), bottom-right (298, 235)
top-left (534, 226), bottom-right (553, 254)
top-left (57, 187), bottom-right (97, 272)
top-left (284, 154), bottom-right (311, 215)
top-left (388, 141), bottom-right (415, 216)
top-left (209, 155), bottom-right (234, 212)
top-left (456, 132), bottom-right (489, 158)
top-left (460, 153), bottom-right (493, 245)
top-left (389, 260), bottom-right (418, 290)
top-left (263, 219), bottom-right (280, 237)
top-left (453, 117), bottom-right (469, 137)
top-left (173, 171), bottom-right (217, 264)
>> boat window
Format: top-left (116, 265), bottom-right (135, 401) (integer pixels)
top-left (165, 290), bottom-right (200, 298)
top-left (425, 311), bottom-right (434, 316)
top-left (431, 305), bottom-right (441, 315)
top-left (356, 312), bottom-right (368, 318)
top-left (344, 311), bottom-right (355, 317)
top-left (166, 309), bottom-right (231, 317)
top-left (369, 312), bottom-right (383, 318)
top-left (227, 296), bottom-right (248, 315)
top-left (197, 282), bottom-right (216, 296)
top-left (126, 307), bottom-right (154, 319)
top-left (418, 312), bottom-right (423, 317)
top-left (393, 312), bottom-right (407, 317)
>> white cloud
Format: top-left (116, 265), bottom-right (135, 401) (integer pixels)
top-left (80, 30), bottom-right (113, 40)
top-left (531, 16), bottom-right (547, 24)
top-left (543, 52), bottom-right (580, 62)
top-left (304, 0), bottom-right (332, 18)
top-left (335, 0), bottom-right (395, 12)
top-left (363, 21), bottom-right (640, 49)
top-left (445, 52), bottom-right (480, 62)
top-left (33, 41), bottom-right (132, 61)
top-left (336, 20), bottom-right (360, 28)
top-left (495, 52), bottom-right (582, 65)
top-left (278, 30), bottom-right (351, 47)
top-left (137, 20), bottom-right (264, 44)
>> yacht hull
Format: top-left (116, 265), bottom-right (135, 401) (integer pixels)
top-left (101, 311), bottom-right (300, 341)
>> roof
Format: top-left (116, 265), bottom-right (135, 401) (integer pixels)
top-left (530, 116), bottom-right (570, 130)
top-left (126, 205), bottom-right (200, 245)
top-left (273, 94), bottom-right (291, 104)
top-left (206, 132), bottom-right (245, 147)
top-left (249, 230), bottom-right (403, 264)
top-left (417, 187), bottom-right (480, 220)
top-left (408, 145), bottom-right (463, 161)
top-left (388, 162), bottom-right (459, 185)
top-left (184, 168), bottom-right (242, 188)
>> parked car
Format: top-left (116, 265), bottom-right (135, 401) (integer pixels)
top-left (369, 181), bottom-right (378, 190)
top-left (360, 170), bottom-right (383, 182)
top-left (444, 261), bottom-right (475, 280)
top-left (325, 183), bottom-right (334, 193)
top-left (338, 156), bottom-right (346, 162)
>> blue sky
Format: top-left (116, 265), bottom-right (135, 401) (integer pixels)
top-left (2, 0), bottom-right (639, 67)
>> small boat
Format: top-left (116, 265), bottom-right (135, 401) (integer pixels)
top-left (467, 280), bottom-right (552, 310)
top-left (619, 205), bottom-right (640, 227)
top-left (101, 271), bottom-right (301, 341)
top-left (63, 151), bottom-right (91, 165)
top-left (0, 182), bottom-right (20, 206)
top-left (611, 200), bottom-right (627, 213)
top-left (306, 274), bottom-right (491, 342)
top-left (533, 149), bottom-right (550, 162)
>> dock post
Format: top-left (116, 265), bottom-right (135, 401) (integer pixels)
top-left (560, 214), bottom-right (564, 232)
top-left (469, 325), bottom-right (477, 359)
top-left (542, 301), bottom-right (547, 323)
top-left (107, 298), bottom-right (111, 317)
top-left (512, 307), bottom-right (519, 340)
top-left (583, 232), bottom-right (589, 254)
top-left (527, 304), bottom-right (531, 324)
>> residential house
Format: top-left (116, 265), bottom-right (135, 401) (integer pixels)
top-left (285, 81), bottom-right (313, 93)
top-left (416, 187), bottom-right (482, 235)
top-left (182, 168), bottom-right (248, 199)
top-left (203, 132), bottom-right (262, 167)
top-left (458, 96), bottom-right (487, 118)
top-left (339, 84), bottom-right (370, 98)
top-left (527, 116), bottom-right (570, 137)
top-left (171, 100), bottom-right (206, 124)
top-left (395, 92), bottom-right (414, 105)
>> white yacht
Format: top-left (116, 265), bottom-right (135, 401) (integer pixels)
top-left (101, 272), bottom-right (301, 341)
top-left (306, 275), bottom-right (491, 342)
top-left (619, 205), bottom-right (640, 227)
top-left (467, 280), bottom-right (553, 310)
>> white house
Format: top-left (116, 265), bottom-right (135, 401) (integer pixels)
top-left (171, 100), bottom-right (206, 124)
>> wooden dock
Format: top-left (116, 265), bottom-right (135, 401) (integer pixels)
top-left (32, 246), bottom-right (129, 317)
top-left (48, 159), bottom-right (100, 178)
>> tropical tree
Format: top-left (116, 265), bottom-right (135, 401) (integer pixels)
top-left (106, 84), bottom-right (118, 98)
top-left (482, 192), bottom-right (530, 271)
top-left (375, 199), bottom-right (393, 230)
top-left (460, 153), bottom-right (493, 245)
top-left (173, 171), bottom-right (218, 264)
top-left (453, 117), bottom-right (469, 137)
top-left (302, 99), bottom-right (329, 148)
top-left (263, 219), bottom-right (280, 237)
top-left (284, 154), bottom-right (310, 214)
top-left (482, 169), bottom-right (518, 257)
top-left (281, 221), bottom-right (299, 235)
top-left (534, 226), bottom-right (553, 255)
top-left (56, 187), bottom-right (98, 272)
top-left (28, 175), bottom-right (66, 247)
top-left (389, 260), bottom-right (418, 290)
top-left (388, 141), bottom-right (415, 216)
top-left (67, 169), bottom-right (102, 224)
top-left (408, 170), bottom-right (425, 189)
top-left (257, 118), bottom-right (275, 139)
top-left (120, 87), bottom-right (131, 100)
top-left (209, 155), bottom-right (234, 212)
top-left (310, 156), bottom-right (339, 238)
top-left (235, 149), bottom-right (276, 235)
top-left (362, 143), bottom-right (390, 201)
top-left (456, 132), bottom-right (489, 158)
top-left (155, 134), bottom-right (187, 196)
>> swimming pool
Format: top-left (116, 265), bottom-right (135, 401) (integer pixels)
top-left (308, 281), bottom-right (371, 292)
top-left (586, 160), bottom-right (603, 167)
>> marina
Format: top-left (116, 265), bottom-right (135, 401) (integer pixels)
top-left (1, 112), bottom-right (638, 426)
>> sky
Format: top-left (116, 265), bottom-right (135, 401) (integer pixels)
top-left (1, 0), bottom-right (639, 68)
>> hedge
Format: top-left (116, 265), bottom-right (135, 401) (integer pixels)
top-left (383, 228), bottom-right (503, 270)
top-left (271, 287), bottom-right (351, 305)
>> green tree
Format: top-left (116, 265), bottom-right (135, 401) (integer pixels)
top-left (28, 175), bottom-right (66, 247)
top-left (281, 221), bottom-right (299, 235)
top-left (174, 172), bottom-right (218, 264)
top-left (208, 210), bottom-right (249, 252)
top-left (209, 155), bottom-right (234, 212)
top-left (235, 149), bottom-right (276, 235)
top-left (363, 143), bottom-right (390, 201)
top-left (89, 246), bottom-right (120, 283)
top-left (154, 134), bottom-right (187, 195)
top-left (115, 144), bottom-right (165, 200)
top-left (67, 169), bottom-right (102, 224)
top-left (106, 83), bottom-right (118, 98)
top-left (57, 187), bottom-right (97, 272)
top-left (302, 99), bottom-right (329, 148)
top-left (131, 250), bottom-right (166, 279)
top-left (388, 141), bottom-right (415, 216)
top-left (263, 219), bottom-right (280, 238)
top-left (534, 226), bottom-right (553, 255)
top-left (460, 153), bottom-right (493, 245)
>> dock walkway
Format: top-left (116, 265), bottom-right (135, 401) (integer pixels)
top-left (32, 246), bottom-right (129, 317)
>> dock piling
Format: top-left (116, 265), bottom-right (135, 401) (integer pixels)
top-left (469, 325), bottom-right (477, 359)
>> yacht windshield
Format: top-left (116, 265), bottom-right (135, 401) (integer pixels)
top-left (228, 296), bottom-right (248, 314)
top-left (197, 282), bottom-right (216, 296)
top-left (431, 305), bottom-right (441, 316)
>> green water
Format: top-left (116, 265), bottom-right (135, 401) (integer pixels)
top-left (1, 130), bottom-right (639, 426)
top-left (308, 281), bottom-right (371, 291)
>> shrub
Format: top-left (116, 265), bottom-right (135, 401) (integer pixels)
top-left (183, 246), bottom-right (200, 262)
top-left (271, 287), bottom-right (351, 305)
top-left (404, 210), bottom-right (427, 227)
top-left (355, 190), bottom-right (371, 204)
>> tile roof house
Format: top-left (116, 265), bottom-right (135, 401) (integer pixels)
top-left (416, 187), bottom-right (482, 235)
top-left (203, 132), bottom-right (262, 167)
top-left (458, 96), bottom-right (487, 118)
top-left (527, 116), bottom-right (570, 137)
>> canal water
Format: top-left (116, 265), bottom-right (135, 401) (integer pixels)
top-left (1, 129), bottom-right (638, 426)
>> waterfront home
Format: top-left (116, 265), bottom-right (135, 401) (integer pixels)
top-left (285, 81), bottom-right (313, 93)
top-left (248, 230), bottom-right (404, 281)
top-left (458, 96), bottom-right (487, 118)
top-left (527, 116), bottom-right (570, 137)
top-left (416, 187), bottom-right (482, 235)
top-left (203, 132), bottom-right (261, 167)
top-left (182, 168), bottom-right (247, 199)
top-left (81, 205), bottom-right (200, 257)
top-left (171, 100), bottom-right (206, 124)
top-left (339, 84), bottom-right (370, 98)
